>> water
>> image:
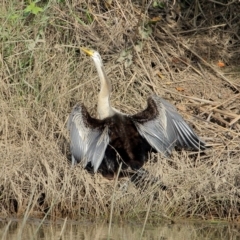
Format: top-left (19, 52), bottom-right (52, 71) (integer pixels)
top-left (0, 218), bottom-right (239, 240)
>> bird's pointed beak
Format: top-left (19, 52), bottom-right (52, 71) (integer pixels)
top-left (80, 47), bottom-right (94, 56)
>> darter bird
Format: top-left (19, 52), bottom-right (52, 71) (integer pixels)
top-left (68, 48), bottom-right (206, 181)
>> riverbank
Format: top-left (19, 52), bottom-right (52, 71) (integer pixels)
top-left (1, 0), bottom-right (239, 222)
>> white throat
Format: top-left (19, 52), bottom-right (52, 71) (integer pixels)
top-left (91, 53), bottom-right (115, 119)
top-left (97, 95), bottom-right (115, 119)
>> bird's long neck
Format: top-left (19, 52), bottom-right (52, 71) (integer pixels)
top-left (93, 58), bottom-right (115, 119)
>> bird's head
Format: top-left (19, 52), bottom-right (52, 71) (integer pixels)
top-left (80, 47), bottom-right (103, 66)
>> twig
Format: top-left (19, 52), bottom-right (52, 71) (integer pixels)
top-left (133, 41), bottom-right (158, 92)
top-left (230, 115), bottom-right (240, 126)
top-left (155, 45), bottom-right (175, 82)
top-left (108, 162), bottom-right (122, 238)
top-left (206, 93), bottom-right (240, 111)
top-left (164, 88), bottom-right (240, 126)
top-left (17, 186), bottom-right (37, 240)
top-left (173, 24), bottom-right (226, 34)
top-left (197, 62), bottom-right (209, 80)
top-left (211, 113), bottom-right (231, 126)
top-left (220, 13), bottom-right (240, 41)
top-left (163, 88), bottom-right (220, 105)
top-left (140, 194), bottom-right (154, 240)
top-left (200, 106), bottom-right (240, 127)
top-left (161, 27), bottom-right (240, 90)
top-left (208, 0), bottom-right (238, 6)
top-left (212, 108), bottom-right (240, 119)
top-left (58, 217), bottom-right (68, 240)
top-left (33, 198), bottom-right (59, 238)
top-left (180, 42), bottom-right (239, 90)
top-left (1, 220), bottom-right (12, 240)
top-left (172, 54), bottom-right (205, 78)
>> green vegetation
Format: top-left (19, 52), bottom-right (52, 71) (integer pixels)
top-left (0, 0), bottom-right (240, 222)
top-left (24, 1), bottom-right (44, 15)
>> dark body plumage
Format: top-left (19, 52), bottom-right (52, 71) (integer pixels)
top-left (96, 114), bottom-right (153, 178)
top-left (68, 96), bottom-right (206, 179)
top-left (71, 105), bottom-right (152, 179)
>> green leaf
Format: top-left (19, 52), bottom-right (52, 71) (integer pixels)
top-left (32, 6), bottom-right (43, 15)
top-left (158, 2), bottom-right (165, 8)
top-left (24, 2), bottom-right (35, 13)
top-left (10, 14), bottom-right (20, 20)
top-left (153, 1), bottom-right (158, 7)
top-left (24, 2), bottom-right (43, 15)
top-left (152, 1), bottom-right (165, 8)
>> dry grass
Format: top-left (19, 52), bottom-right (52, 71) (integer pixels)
top-left (0, 0), bottom-right (240, 222)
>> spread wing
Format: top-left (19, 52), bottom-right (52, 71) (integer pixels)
top-left (131, 95), bottom-right (205, 155)
top-left (68, 104), bottom-right (109, 172)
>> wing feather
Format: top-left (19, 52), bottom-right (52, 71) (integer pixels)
top-left (68, 104), bottom-right (109, 172)
top-left (131, 95), bottom-right (205, 155)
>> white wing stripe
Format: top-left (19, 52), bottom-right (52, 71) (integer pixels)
top-left (68, 105), bottom-right (110, 172)
top-left (132, 95), bottom-right (205, 154)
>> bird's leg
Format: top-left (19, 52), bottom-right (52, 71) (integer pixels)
top-left (130, 168), bottom-right (167, 191)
